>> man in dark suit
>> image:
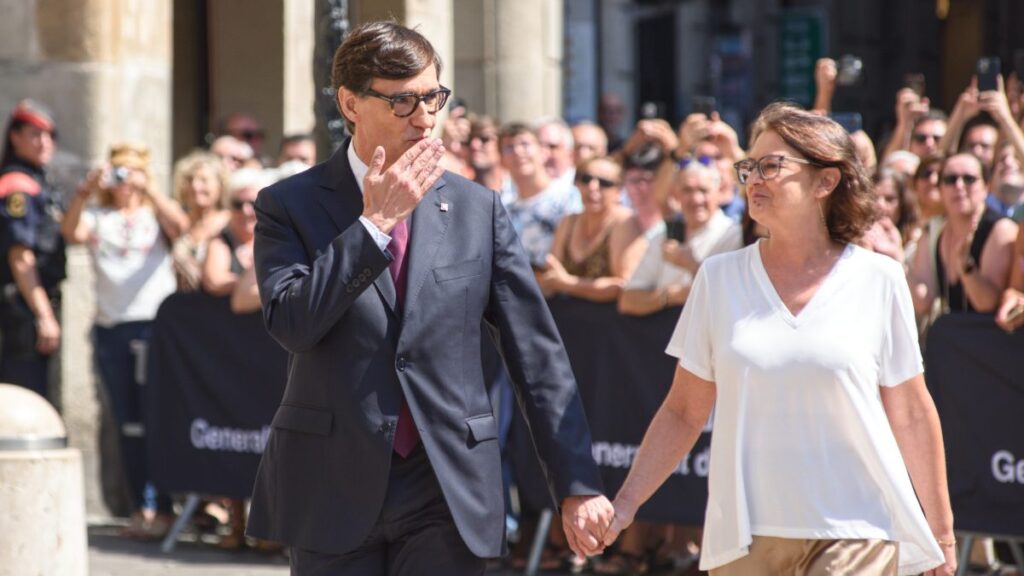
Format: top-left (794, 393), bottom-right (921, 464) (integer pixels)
top-left (246, 21), bottom-right (613, 575)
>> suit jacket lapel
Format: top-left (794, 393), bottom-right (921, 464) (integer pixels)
top-left (316, 139), bottom-right (399, 317)
top-left (403, 177), bottom-right (449, 323)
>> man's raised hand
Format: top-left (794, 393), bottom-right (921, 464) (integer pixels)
top-left (361, 138), bottom-right (445, 233)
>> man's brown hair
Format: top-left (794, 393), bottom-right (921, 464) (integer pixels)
top-left (332, 21), bottom-right (443, 132)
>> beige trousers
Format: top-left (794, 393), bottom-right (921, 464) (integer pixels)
top-left (710, 536), bottom-right (898, 576)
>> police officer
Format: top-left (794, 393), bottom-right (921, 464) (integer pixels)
top-left (0, 100), bottom-right (66, 400)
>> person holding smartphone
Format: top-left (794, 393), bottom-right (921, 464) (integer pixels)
top-left (618, 158), bottom-right (742, 316)
top-left (62, 141), bottom-right (189, 538)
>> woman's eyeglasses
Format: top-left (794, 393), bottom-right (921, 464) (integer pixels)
top-left (733, 154), bottom-right (822, 185)
top-left (940, 173), bottom-right (980, 187)
top-left (577, 173), bottom-right (619, 189)
top-left (363, 86), bottom-right (452, 118)
top-left (231, 198), bottom-right (255, 211)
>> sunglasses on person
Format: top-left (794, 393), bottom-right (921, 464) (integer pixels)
top-left (911, 132), bottom-right (942, 144)
top-left (363, 86), bottom-right (452, 118)
top-left (940, 173), bottom-right (981, 186)
top-left (733, 154), bottom-right (822, 185)
top-left (577, 173), bottom-right (619, 188)
top-left (678, 154), bottom-right (716, 169)
top-left (231, 198), bottom-right (256, 210)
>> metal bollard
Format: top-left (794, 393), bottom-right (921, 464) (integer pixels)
top-left (0, 384), bottom-right (87, 576)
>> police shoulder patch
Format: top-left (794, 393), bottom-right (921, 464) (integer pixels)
top-left (6, 192), bottom-right (27, 218)
top-left (0, 172), bottom-right (41, 199)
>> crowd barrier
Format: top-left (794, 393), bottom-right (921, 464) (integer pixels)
top-left (143, 295), bottom-right (1024, 538)
top-left (924, 314), bottom-right (1024, 537)
top-left (146, 292), bottom-right (287, 499)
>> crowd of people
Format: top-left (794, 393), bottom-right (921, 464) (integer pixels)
top-left (0, 102), bottom-right (315, 544)
top-left (1, 47), bottom-right (1022, 573)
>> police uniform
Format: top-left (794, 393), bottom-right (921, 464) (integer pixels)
top-left (0, 158), bottom-right (66, 397)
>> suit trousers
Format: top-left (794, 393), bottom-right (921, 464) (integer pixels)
top-left (289, 444), bottom-right (486, 576)
top-left (709, 535), bottom-right (898, 576)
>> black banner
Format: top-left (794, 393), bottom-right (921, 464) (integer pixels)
top-left (146, 292), bottom-right (287, 499)
top-left (925, 314), bottom-right (1024, 537)
top-left (511, 298), bottom-right (710, 525)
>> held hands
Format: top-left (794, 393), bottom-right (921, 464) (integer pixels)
top-left (560, 495), bottom-right (615, 559)
top-left (361, 138), bottom-right (445, 234)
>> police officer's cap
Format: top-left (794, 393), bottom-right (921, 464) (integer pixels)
top-left (9, 99), bottom-right (57, 137)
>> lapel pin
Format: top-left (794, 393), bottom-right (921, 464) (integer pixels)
top-left (440, 202), bottom-right (449, 212)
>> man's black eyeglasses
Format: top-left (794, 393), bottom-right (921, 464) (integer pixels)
top-left (577, 173), bottom-right (619, 189)
top-left (363, 86), bottom-right (452, 118)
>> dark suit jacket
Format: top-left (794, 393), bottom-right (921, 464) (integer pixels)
top-left (245, 141), bottom-right (603, 558)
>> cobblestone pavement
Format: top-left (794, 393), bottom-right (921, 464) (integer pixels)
top-left (88, 524), bottom-right (566, 576)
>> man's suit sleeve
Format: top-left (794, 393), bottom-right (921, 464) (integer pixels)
top-left (253, 187), bottom-right (391, 353)
top-left (484, 191), bottom-right (604, 504)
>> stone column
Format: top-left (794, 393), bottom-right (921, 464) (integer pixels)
top-left (492, 0), bottom-right (564, 123)
top-left (283, 0), bottom-right (317, 136)
top-left (0, 0), bottom-right (173, 518)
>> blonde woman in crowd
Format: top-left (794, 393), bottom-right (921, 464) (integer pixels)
top-left (170, 151), bottom-right (230, 291)
top-left (62, 142), bottom-right (189, 538)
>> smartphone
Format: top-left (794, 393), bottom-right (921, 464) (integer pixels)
top-left (977, 57), bottom-right (1001, 91)
top-left (691, 96), bottom-right (716, 117)
top-left (664, 218), bottom-right (687, 243)
top-left (831, 112), bottom-right (863, 134)
top-left (1006, 303), bottom-right (1024, 324)
top-left (904, 73), bottom-right (926, 97)
top-left (639, 101), bottom-right (665, 120)
top-left (836, 54), bottom-right (863, 86)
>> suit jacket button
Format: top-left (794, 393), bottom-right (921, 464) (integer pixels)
top-left (396, 357), bottom-right (407, 371)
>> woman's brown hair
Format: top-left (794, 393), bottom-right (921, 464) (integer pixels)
top-left (750, 102), bottom-right (877, 244)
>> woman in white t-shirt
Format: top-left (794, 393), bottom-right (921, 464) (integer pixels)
top-left (601, 103), bottom-right (955, 576)
top-left (62, 142), bottom-right (189, 538)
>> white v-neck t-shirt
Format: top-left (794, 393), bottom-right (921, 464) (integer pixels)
top-left (666, 240), bottom-right (944, 576)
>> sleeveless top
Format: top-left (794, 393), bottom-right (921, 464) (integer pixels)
top-left (935, 208), bottom-right (1001, 313)
top-left (218, 229), bottom-right (245, 275)
top-left (559, 215), bottom-right (614, 279)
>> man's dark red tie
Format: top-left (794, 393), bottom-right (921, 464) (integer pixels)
top-left (388, 220), bottom-right (419, 457)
